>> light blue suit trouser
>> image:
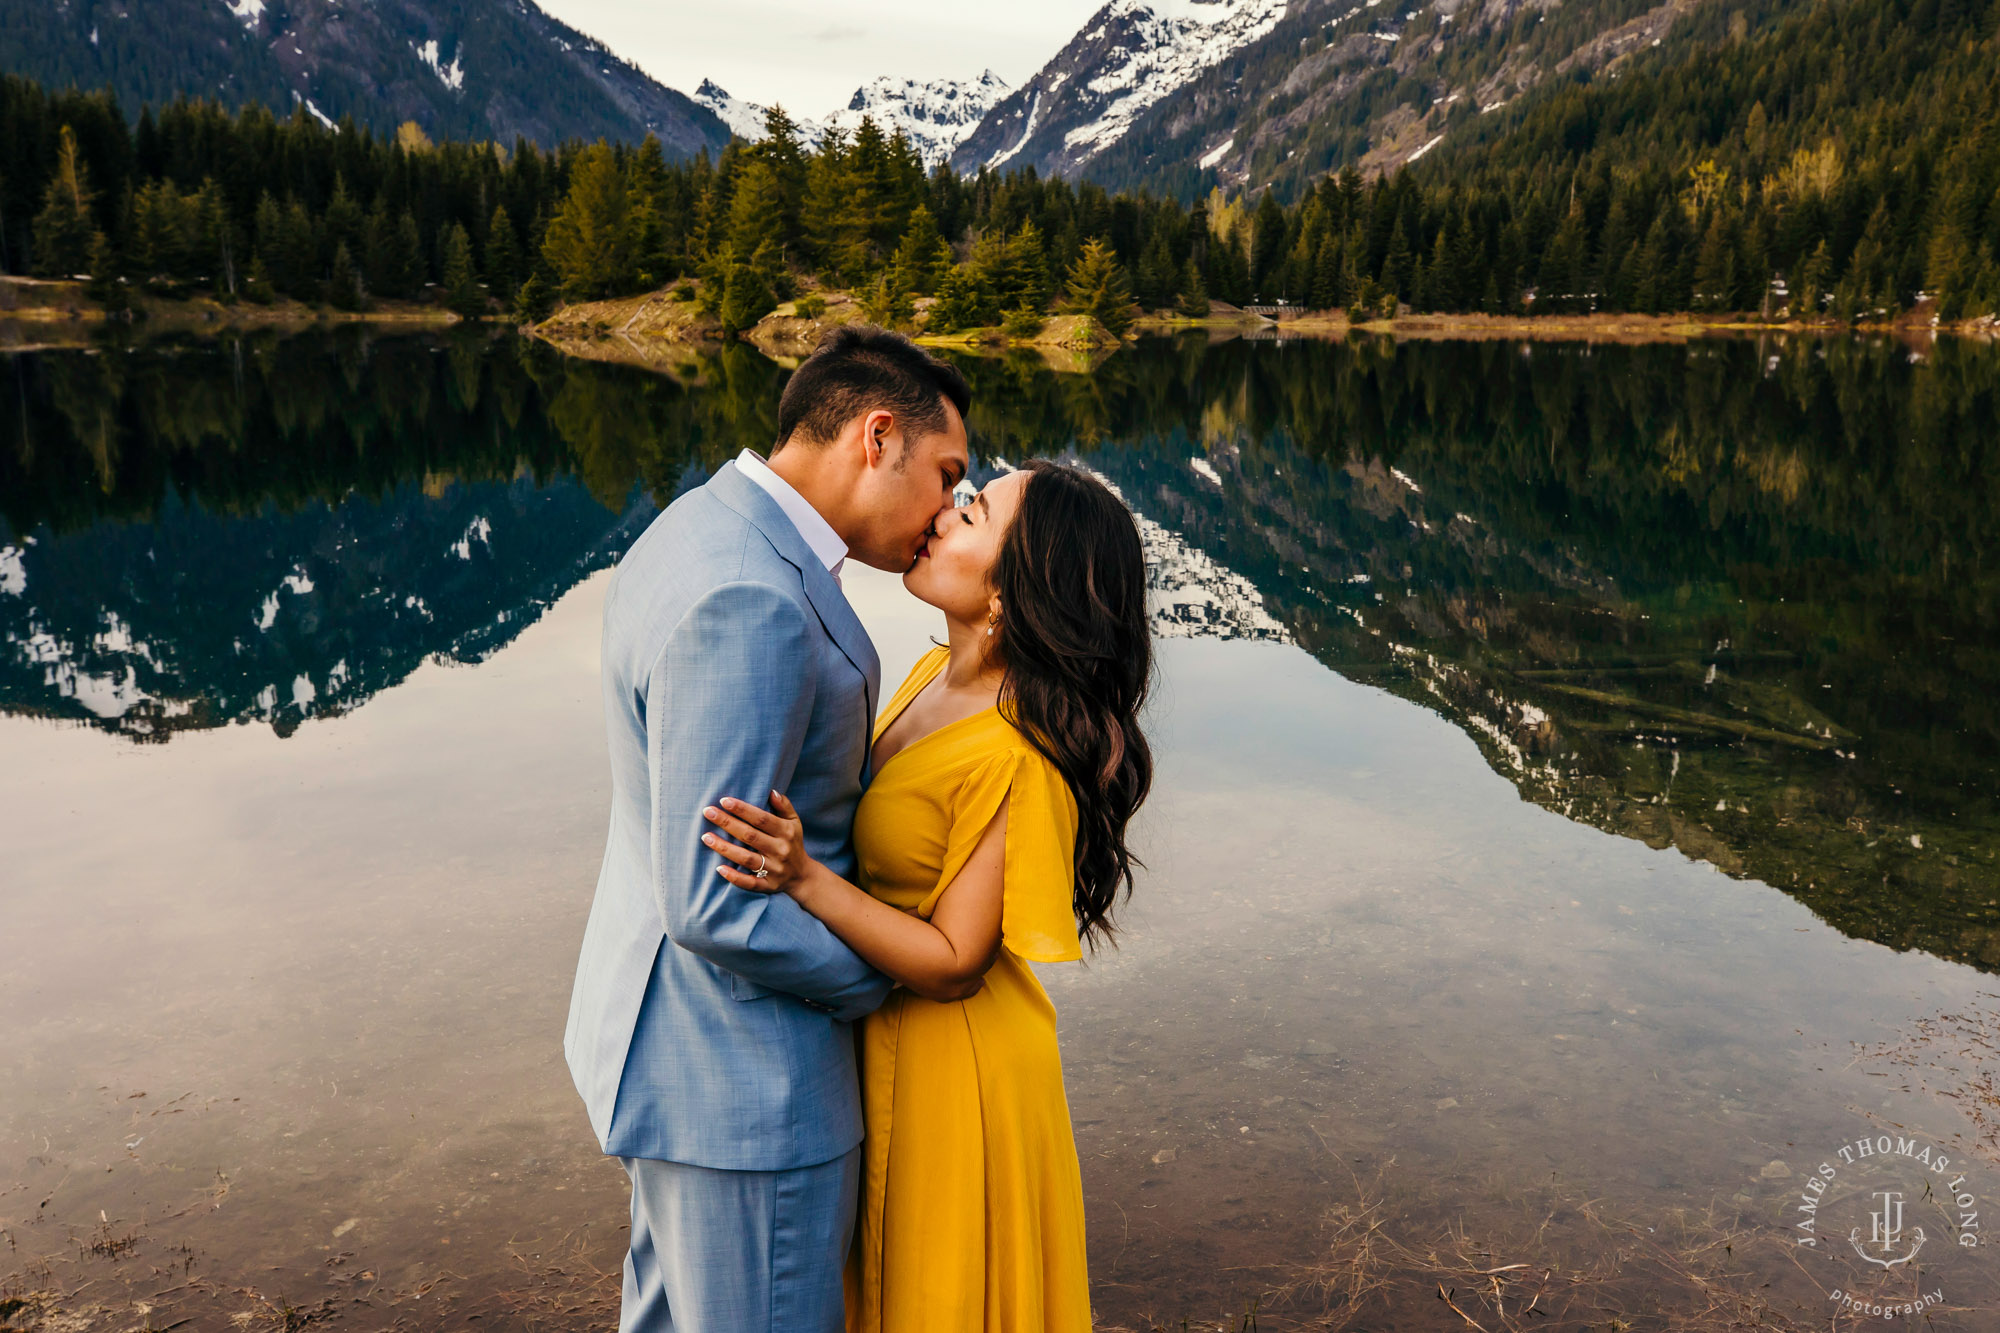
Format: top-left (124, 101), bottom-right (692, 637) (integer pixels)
top-left (617, 1148), bottom-right (860, 1333)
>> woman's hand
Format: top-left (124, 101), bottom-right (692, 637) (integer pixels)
top-left (702, 791), bottom-right (815, 894)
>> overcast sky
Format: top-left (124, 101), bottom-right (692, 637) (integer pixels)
top-left (535, 0), bottom-right (1104, 117)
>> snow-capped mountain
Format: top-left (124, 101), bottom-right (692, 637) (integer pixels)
top-left (951, 0), bottom-right (1288, 179)
top-left (823, 72), bottom-right (1012, 167)
top-left (692, 79), bottom-right (814, 147)
top-left (973, 0), bottom-right (1730, 198)
top-left (0, 0), bottom-right (728, 154)
top-left (696, 71), bottom-right (1011, 168)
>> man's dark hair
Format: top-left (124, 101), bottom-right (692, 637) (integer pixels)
top-left (773, 325), bottom-right (972, 456)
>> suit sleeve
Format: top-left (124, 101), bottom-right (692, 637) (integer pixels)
top-left (646, 579), bottom-right (893, 1020)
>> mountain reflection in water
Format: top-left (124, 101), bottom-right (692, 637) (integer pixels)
top-left (2, 328), bottom-right (1995, 976)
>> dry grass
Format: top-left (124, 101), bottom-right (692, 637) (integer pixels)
top-left (1851, 991), bottom-right (2000, 1170)
top-left (479, 1230), bottom-right (622, 1331)
top-left (1249, 1151), bottom-right (1990, 1331)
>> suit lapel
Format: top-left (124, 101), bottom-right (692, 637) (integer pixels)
top-left (708, 462), bottom-right (883, 774)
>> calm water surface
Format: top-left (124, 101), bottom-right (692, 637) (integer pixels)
top-left (3, 331), bottom-right (1997, 1329)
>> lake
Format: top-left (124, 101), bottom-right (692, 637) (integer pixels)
top-left (3, 328), bottom-right (1996, 1330)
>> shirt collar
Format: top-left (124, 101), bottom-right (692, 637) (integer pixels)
top-left (735, 449), bottom-right (848, 580)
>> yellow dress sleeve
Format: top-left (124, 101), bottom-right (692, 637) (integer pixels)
top-left (873, 645), bottom-right (949, 743)
top-left (919, 747), bottom-right (1084, 963)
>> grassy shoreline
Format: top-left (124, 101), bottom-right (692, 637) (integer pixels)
top-left (7, 276), bottom-right (1996, 359)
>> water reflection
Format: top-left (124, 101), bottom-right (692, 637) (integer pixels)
top-left (4, 328), bottom-right (1998, 1328)
top-left (5, 330), bottom-right (1993, 973)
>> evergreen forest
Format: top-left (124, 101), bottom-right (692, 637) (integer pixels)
top-left (3, 0), bottom-right (1997, 333)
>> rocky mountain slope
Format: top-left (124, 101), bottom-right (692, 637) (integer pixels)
top-left (954, 0), bottom-right (1728, 198)
top-left (951, 0), bottom-right (1287, 180)
top-left (695, 70), bottom-right (1011, 167)
top-left (1, 0), bottom-right (728, 153)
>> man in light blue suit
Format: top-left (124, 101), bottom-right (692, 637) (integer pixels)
top-left (566, 327), bottom-right (973, 1333)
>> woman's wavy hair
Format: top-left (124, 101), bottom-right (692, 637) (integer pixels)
top-left (990, 460), bottom-right (1153, 950)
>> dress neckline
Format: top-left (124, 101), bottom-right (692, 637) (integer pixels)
top-left (871, 647), bottom-right (999, 777)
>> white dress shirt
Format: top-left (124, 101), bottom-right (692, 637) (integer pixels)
top-left (734, 449), bottom-right (848, 586)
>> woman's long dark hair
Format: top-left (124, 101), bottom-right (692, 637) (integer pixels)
top-left (990, 460), bottom-right (1153, 950)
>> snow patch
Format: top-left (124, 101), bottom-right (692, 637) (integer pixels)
top-left (1189, 457), bottom-right (1223, 486)
top-left (220, 0), bottom-right (263, 28)
top-left (985, 91), bottom-right (1044, 170)
top-left (1198, 137), bottom-right (1235, 169)
top-left (414, 39), bottom-right (465, 92)
top-left (450, 515), bottom-right (492, 560)
top-left (68, 665), bottom-right (149, 719)
top-left (291, 91), bottom-right (337, 130)
top-left (1406, 133), bottom-right (1444, 161)
top-left (0, 545), bottom-right (24, 597)
top-left (255, 566), bottom-right (314, 630)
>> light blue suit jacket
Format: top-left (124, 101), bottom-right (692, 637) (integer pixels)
top-left (565, 461), bottom-right (895, 1171)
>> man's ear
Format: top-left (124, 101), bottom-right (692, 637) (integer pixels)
top-left (860, 408), bottom-right (896, 467)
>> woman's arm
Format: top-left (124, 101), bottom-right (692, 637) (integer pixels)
top-left (702, 794), bottom-right (1005, 1003)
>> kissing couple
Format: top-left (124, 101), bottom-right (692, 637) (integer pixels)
top-left (564, 326), bottom-right (1155, 1332)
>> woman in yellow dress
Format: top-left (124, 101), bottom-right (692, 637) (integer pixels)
top-left (697, 460), bottom-right (1154, 1332)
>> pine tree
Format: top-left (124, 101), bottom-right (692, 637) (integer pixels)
top-left (890, 205), bottom-right (951, 296)
top-left (1002, 221), bottom-right (1050, 310)
top-left (1795, 239), bottom-right (1834, 320)
top-left (802, 126), bottom-right (863, 280)
top-left (195, 182), bottom-right (238, 298)
top-left (1248, 188), bottom-right (1287, 298)
top-left (859, 268), bottom-right (916, 327)
top-left (1061, 238), bottom-right (1134, 337)
top-left (33, 126), bottom-right (104, 278)
top-left (241, 251), bottom-right (276, 304)
top-left (929, 263), bottom-right (989, 333)
top-left (542, 141), bottom-right (631, 300)
top-left (1924, 226), bottom-right (1974, 319)
top-left (1135, 230), bottom-right (1176, 310)
top-left (754, 105), bottom-right (811, 245)
top-left (323, 177), bottom-right (363, 265)
top-left (441, 223), bottom-right (483, 318)
top-left (484, 206), bottom-right (522, 301)
top-left (279, 199), bottom-right (319, 299)
top-left (1310, 236), bottom-right (1343, 310)
top-left (717, 238), bottom-right (778, 333)
top-left (626, 135), bottom-right (677, 289)
top-left (324, 241), bottom-right (364, 311)
top-left (1177, 258), bottom-right (1211, 318)
top-left (1692, 213), bottom-right (1737, 311)
top-left (512, 271), bottom-right (556, 324)
top-left (1379, 225), bottom-right (1413, 308)
top-left (1538, 203), bottom-right (1589, 313)
top-left (389, 213), bottom-right (424, 299)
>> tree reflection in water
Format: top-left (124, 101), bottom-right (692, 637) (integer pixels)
top-left (2, 327), bottom-right (1994, 971)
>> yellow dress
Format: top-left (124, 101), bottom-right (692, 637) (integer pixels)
top-left (845, 645), bottom-right (1093, 1333)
